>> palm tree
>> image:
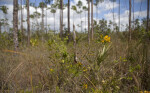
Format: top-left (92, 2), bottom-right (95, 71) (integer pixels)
top-left (13, 0), bottom-right (19, 50)
top-left (27, 0), bottom-right (30, 46)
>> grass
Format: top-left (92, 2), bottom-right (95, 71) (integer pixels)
top-left (0, 32), bottom-right (149, 93)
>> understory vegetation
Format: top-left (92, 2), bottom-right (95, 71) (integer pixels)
top-left (0, 30), bottom-right (150, 93)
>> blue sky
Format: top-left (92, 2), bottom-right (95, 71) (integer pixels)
top-left (0, 0), bottom-right (149, 32)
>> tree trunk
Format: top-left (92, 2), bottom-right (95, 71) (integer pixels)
top-left (88, 0), bottom-right (90, 44)
top-left (85, 10), bottom-right (86, 32)
top-left (113, 0), bottom-right (114, 32)
top-left (21, 0), bottom-right (24, 41)
top-left (62, 0), bottom-right (63, 33)
top-left (0, 22), bottom-right (1, 34)
top-left (13, 0), bottom-right (19, 51)
top-left (27, 0), bottom-right (30, 46)
top-left (96, 6), bottom-right (98, 20)
top-left (119, 0), bottom-right (120, 32)
top-left (60, 0), bottom-right (63, 39)
top-left (133, 0), bottom-right (135, 30)
top-left (54, 13), bottom-right (55, 34)
top-left (129, 0), bottom-right (131, 41)
top-left (41, 0), bottom-right (44, 33)
top-left (46, 7), bottom-right (47, 34)
top-left (80, 13), bottom-right (82, 32)
top-left (142, 0), bottom-right (149, 90)
top-left (68, 0), bottom-right (71, 42)
top-left (73, 24), bottom-right (77, 63)
top-left (41, 0), bottom-right (44, 42)
top-left (91, 0), bottom-right (93, 40)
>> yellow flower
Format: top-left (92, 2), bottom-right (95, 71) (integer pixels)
top-left (83, 84), bottom-right (88, 89)
top-left (50, 69), bottom-right (54, 72)
top-left (102, 80), bottom-right (105, 83)
top-left (62, 60), bottom-right (65, 63)
top-left (101, 40), bottom-right (104, 43)
top-left (140, 91), bottom-right (143, 93)
top-left (100, 35), bottom-right (103, 38)
top-left (78, 62), bottom-right (82, 66)
top-left (104, 35), bottom-right (111, 42)
top-left (83, 67), bottom-right (87, 72)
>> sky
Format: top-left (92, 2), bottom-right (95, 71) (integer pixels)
top-left (0, 0), bottom-right (149, 32)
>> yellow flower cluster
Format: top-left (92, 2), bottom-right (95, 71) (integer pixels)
top-left (83, 84), bottom-right (88, 89)
top-left (140, 91), bottom-right (150, 93)
top-left (100, 35), bottom-right (111, 43)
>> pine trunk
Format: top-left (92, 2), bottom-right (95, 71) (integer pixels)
top-left (91, 0), bottom-right (93, 40)
top-left (27, 0), bottom-right (30, 46)
top-left (129, 0), bottom-right (131, 41)
top-left (13, 0), bottom-right (19, 50)
top-left (68, 0), bottom-right (71, 42)
top-left (88, 0), bottom-right (90, 44)
top-left (41, 0), bottom-right (44, 33)
top-left (21, 0), bottom-right (24, 41)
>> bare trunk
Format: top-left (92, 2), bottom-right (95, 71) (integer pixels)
top-left (85, 11), bottom-right (86, 32)
top-left (91, 0), bottom-right (93, 40)
top-left (68, 0), bottom-right (71, 42)
top-left (88, 0), bottom-right (90, 44)
top-left (73, 25), bottom-right (77, 63)
top-left (21, 0), bottom-right (24, 41)
top-left (27, 0), bottom-right (30, 46)
top-left (96, 6), bottom-right (98, 20)
top-left (46, 7), bottom-right (47, 34)
top-left (54, 13), bottom-right (55, 33)
top-left (80, 13), bottom-right (82, 32)
top-left (62, 0), bottom-right (63, 32)
top-left (142, 0), bottom-right (149, 90)
top-left (129, 0), bottom-right (131, 41)
top-left (133, 0), bottom-right (134, 30)
top-left (113, 1), bottom-right (114, 32)
top-left (41, 0), bottom-right (44, 33)
top-left (60, 0), bottom-right (63, 39)
top-left (0, 22), bottom-right (1, 34)
top-left (41, 0), bottom-right (44, 42)
top-left (119, 0), bottom-right (120, 32)
top-left (13, 0), bottom-right (19, 50)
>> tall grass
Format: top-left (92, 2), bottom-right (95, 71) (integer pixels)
top-left (0, 32), bottom-right (149, 93)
